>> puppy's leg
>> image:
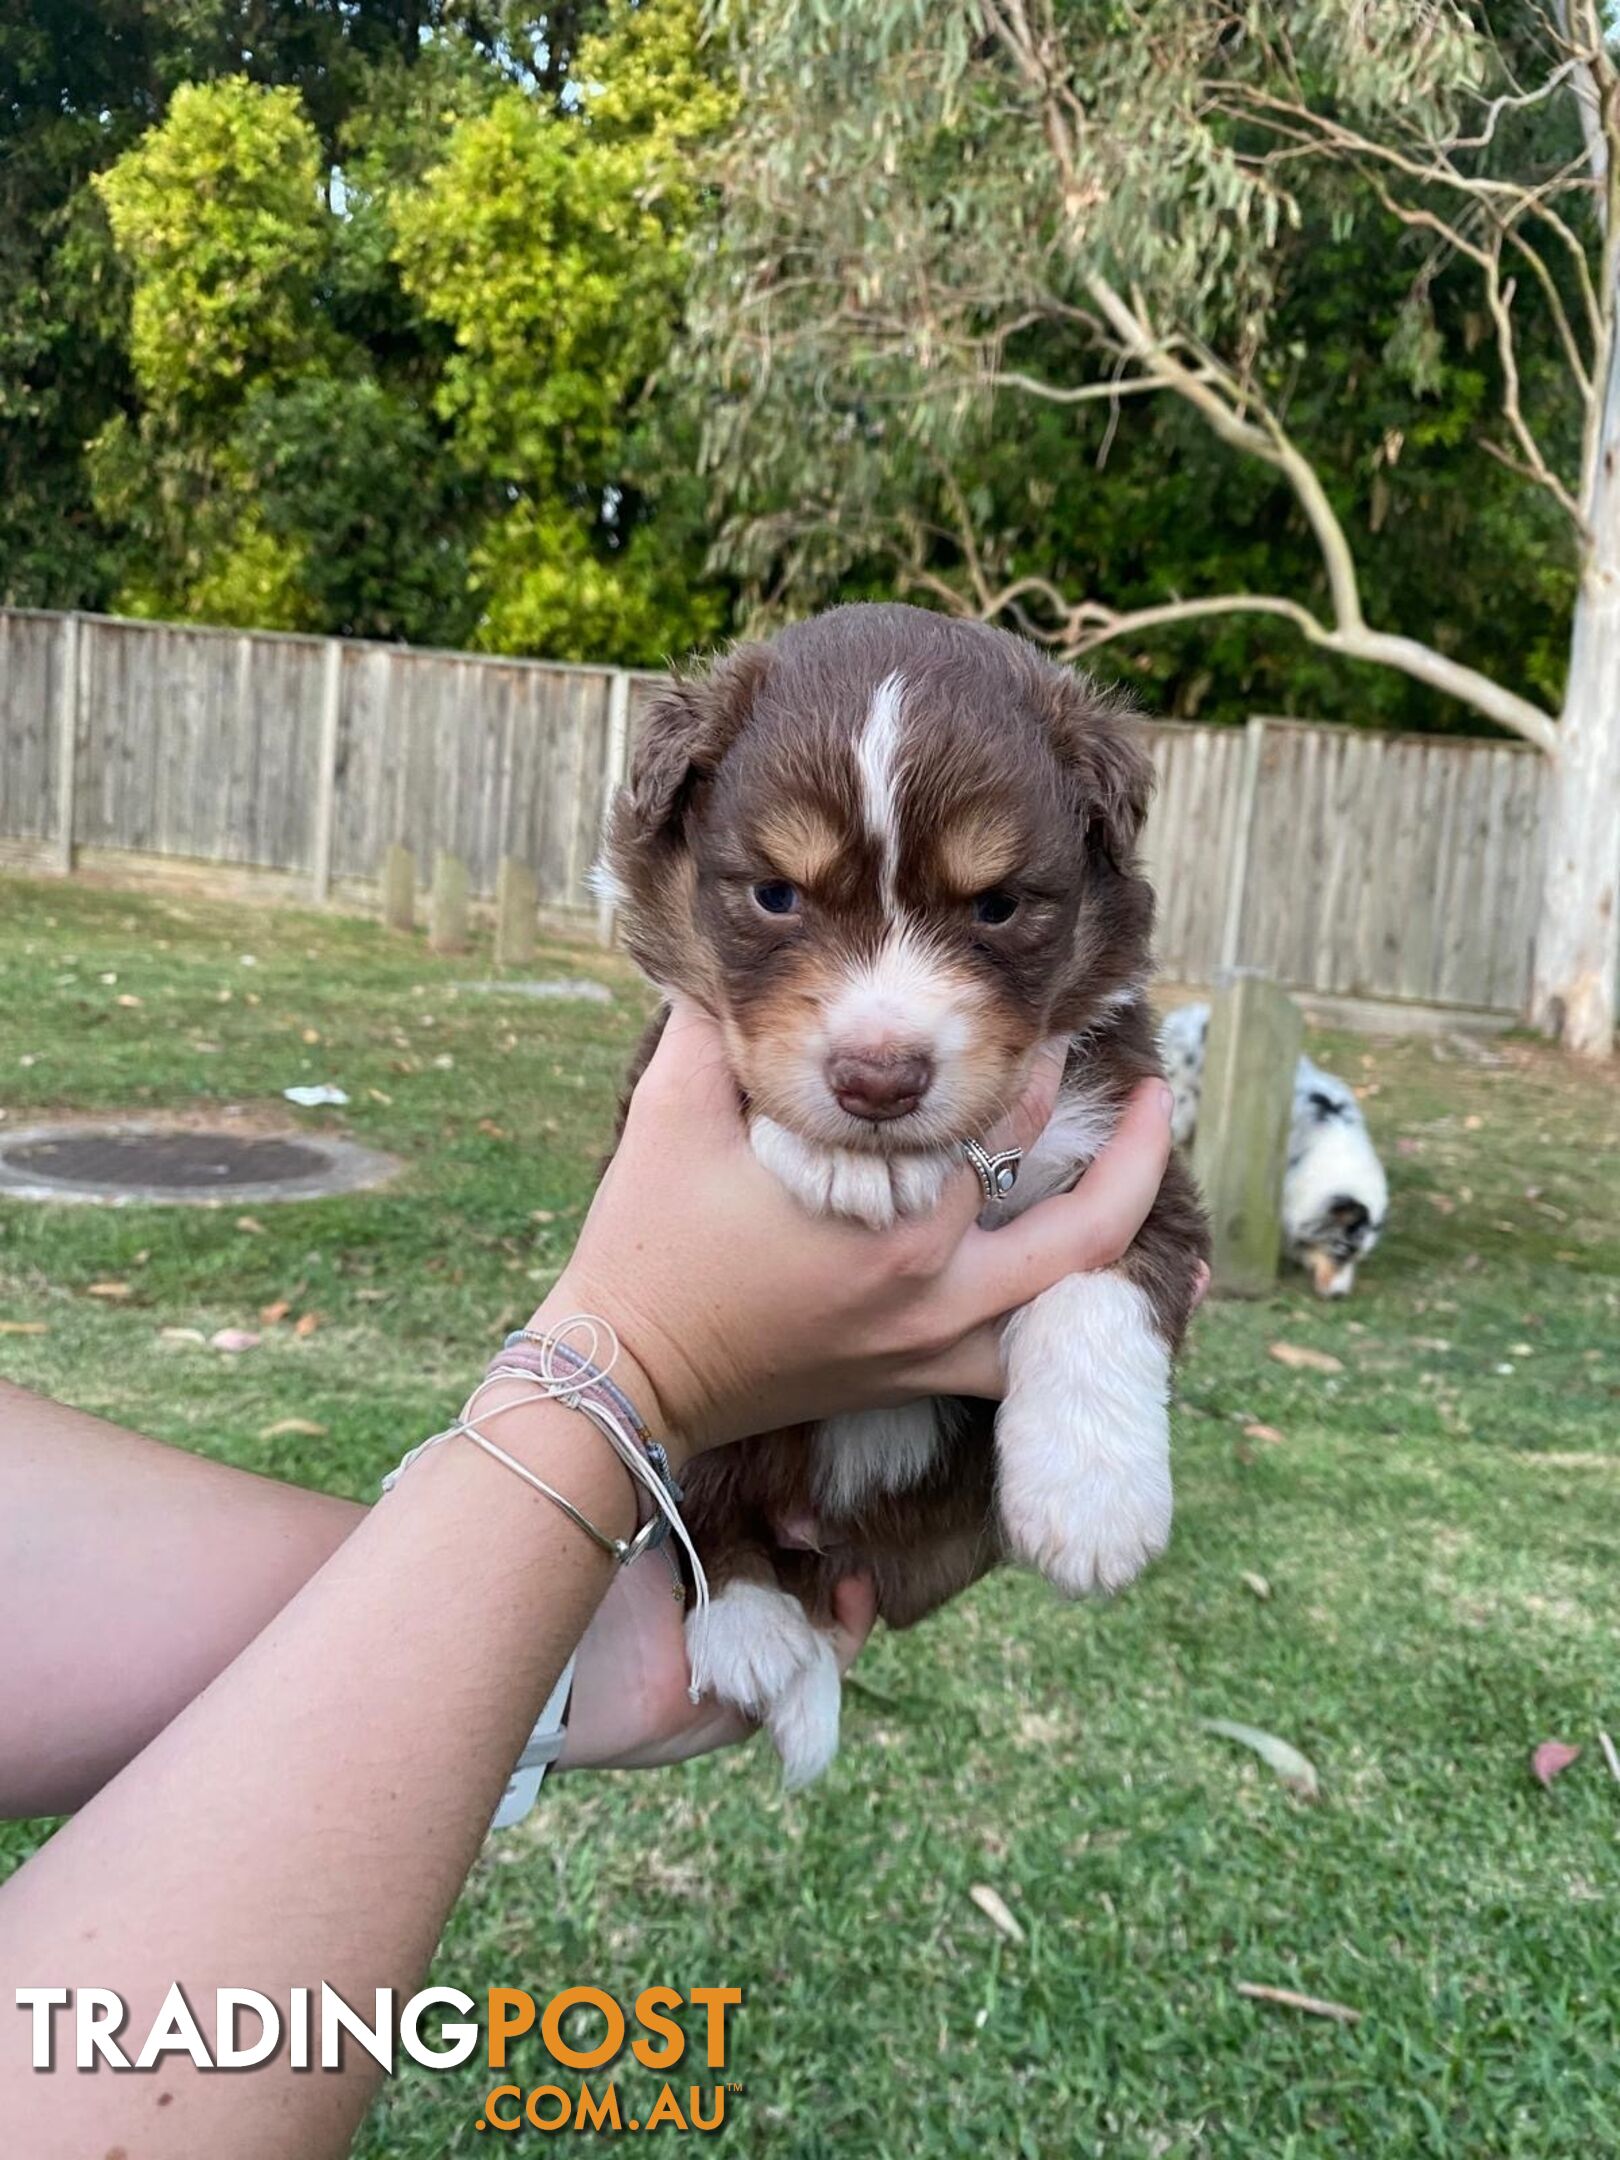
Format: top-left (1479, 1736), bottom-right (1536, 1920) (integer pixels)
top-left (684, 1560), bottom-right (842, 1789)
top-left (812, 1400), bottom-right (943, 1513)
top-left (995, 1270), bottom-right (1172, 1597)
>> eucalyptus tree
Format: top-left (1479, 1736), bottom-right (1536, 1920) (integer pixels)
top-left (696, 1), bottom-right (1620, 1057)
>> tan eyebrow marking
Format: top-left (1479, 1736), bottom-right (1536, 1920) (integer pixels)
top-left (755, 802), bottom-right (845, 888)
top-left (935, 808), bottom-right (1022, 895)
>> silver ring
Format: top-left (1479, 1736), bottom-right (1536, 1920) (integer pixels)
top-left (961, 1137), bottom-right (1022, 1204)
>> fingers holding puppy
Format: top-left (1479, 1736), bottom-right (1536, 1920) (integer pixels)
top-left (908, 1079), bottom-right (1176, 1396)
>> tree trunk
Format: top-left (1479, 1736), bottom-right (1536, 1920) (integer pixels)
top-left (1532, 348), bottom-right (1620, 1059)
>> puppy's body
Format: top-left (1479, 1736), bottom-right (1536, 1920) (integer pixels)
top-left (603, 606), bottom-right (1208, 1781)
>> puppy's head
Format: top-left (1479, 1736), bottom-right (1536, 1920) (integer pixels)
top-left (602, 604), bottom-right (1154, 1153)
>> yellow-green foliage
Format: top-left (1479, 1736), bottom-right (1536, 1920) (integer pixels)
top-left (85, 11), bottom-right (731, 661)
top-left (389, 0), bottom-right (733, 656)
top-left (95, 80), bottom-right (327, 411)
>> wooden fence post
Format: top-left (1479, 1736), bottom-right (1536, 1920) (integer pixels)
top-left (310, 638), bottom-right (343, 906)
top-left (53, 612), bottom-right (80, 877)
top-left (381, 844), bottom-right (415, 933)
top-left (1218, 715), bottom-right (1267, 973)
top-left (595, 671), bottom-right (633, 948)
top-left (428, 850), bottom-right (470, 954)
top-left (494, 855), bottom-right (537, 967)
top-left (1192, 969), bottom-right (1302, 1298)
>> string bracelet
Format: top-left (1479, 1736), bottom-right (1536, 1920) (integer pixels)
top-left (381, 1314), bottom-right (712, 1700)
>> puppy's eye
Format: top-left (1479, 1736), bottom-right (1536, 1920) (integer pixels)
top-left (752, 880), bottom-right (801, 917)
top-left (971, 889), bottom-right (1019, 926)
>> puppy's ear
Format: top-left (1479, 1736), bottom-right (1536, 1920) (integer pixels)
top-left (621, 643), bottom-right (771, 849)
top-left (1038, 669), bottom-right (1155, 869)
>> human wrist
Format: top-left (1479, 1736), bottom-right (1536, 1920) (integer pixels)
top-left (523, 1289), bottom-right (691, 1471)
top-left (411, 1380), bottom-right (642, 1554)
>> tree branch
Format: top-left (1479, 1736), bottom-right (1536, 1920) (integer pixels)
top-left (1084, 274), bottom-right (1368, 630)
top-left (1061, 596), bottom-right (1560, 753)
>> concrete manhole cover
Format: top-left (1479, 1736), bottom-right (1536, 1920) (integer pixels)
top-left (0, 1122), bottom-right (396, 1207)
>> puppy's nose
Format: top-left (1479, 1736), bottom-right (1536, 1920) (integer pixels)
top-left (827, 1048), bottom-right (934, 1122)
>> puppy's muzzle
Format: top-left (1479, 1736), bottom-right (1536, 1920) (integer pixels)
top-left (826, 1047), bottom-right (934, 1122)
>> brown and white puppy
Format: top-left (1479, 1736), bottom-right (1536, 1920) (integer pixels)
top-left (599, 603), bottom-right (1208, 1783)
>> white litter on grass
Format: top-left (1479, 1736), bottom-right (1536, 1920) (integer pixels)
top-left (283, 1084), bottom-right (350, 1107)
top-left (453, 979), bottom-right (613, 1005)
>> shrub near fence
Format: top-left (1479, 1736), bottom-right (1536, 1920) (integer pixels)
top-left (0, 605), bottom-right (1552, 1019)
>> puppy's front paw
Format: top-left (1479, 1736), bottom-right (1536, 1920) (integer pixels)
top-left (750, 1118), bottom-right (951, 1229)
top-left (996, 1401), bottom-right (1171, 1595)
top-left (685, 1580), bottom-right (841, 1788)
top-left (996, 1271), bottom-right (1173, 1598)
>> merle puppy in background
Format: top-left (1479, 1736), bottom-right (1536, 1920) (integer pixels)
top-left (598, 604), bottom-right (1208, 1783)
top-left (1160, 1000), bottom-right (1389, 1298)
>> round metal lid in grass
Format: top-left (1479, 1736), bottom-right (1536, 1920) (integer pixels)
top-left (0, 1121), bottom-right (397, 1207)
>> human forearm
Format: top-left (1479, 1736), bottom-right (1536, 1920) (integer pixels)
top-left (0, 1387), bottom-right (635, 2160)
top-left (0, 1381), bottom-right (363, 1816)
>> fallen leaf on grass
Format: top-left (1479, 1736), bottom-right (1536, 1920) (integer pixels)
top-left (0, 1320), bottom-right (48, 1335)
top-left (1240, 1572), bottom-right (1273, 1601)
top-left (115, 992), bottom-right (143, 1008)
top-left (1202, 1719), bottom-right (1320, 1799)
top-left (293, 1311), bottom-right (321, 1338)
top-left (86, 1282), bottom-right (132, 1301)
top-left (260, 1417), bottom-right (327, 1440)
top-left (235, 1216), bottom-right (266, 1235)
top-left (1242, 1422), bottom-right (1287, 1446)
top-left (1268, 1342), bottom-right (1344, 1376)
top-left (158, 1326), bottom-right (206, 1346)
top-left (968, 1884), bottom-right (1026, 1946)
top-left (209, 1328), bottom-right (261, 1354)
top-left (1531, 1740), bottom-right (1581, 1787)
top-left (259, 1299), bottom-right (291, 1324)
top-left (1236, 1982), bottom-right (1360, 2025)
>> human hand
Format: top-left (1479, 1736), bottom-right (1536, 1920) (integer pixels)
top-left (534, 1001), bottom-right (1176, 1457)
top-left (558, 1559), bottom-right (876, 1770)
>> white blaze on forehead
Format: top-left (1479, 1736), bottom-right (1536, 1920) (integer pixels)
top-left (821, 923), bottom-right (971, 1061)
top-left (856, 672), bottom-right (907, 908)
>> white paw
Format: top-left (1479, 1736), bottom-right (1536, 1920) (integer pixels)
top-left (750, 1118), bottom-right (951, 1229)
top-left (684, 1582), bottom-right (842, 1786)
top-left (996, 1272), bottom-right (1173, 1598)
top-left (766, 1640), bottom-right (842, 1790)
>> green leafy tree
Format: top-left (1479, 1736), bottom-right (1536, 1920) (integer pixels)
top-left (695, 0), bottom-right (1620, 1056)
top-left (96, 77), bottom-right (328, 408)
top-left (89, 76), bottom-right (342, 628)
top-left (389, 0), bottom-right (733, 661)
top-left (75, 2), bottom-right (724, 656)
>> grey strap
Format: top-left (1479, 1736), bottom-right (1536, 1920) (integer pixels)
top-left (490, 1654), bottom-right (576, 1831)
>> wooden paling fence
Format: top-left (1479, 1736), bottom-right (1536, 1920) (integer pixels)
top-left (0, 605), bottom-right (1551, 1019)
top-left (1140, 714), bottom-right (1545, 1016)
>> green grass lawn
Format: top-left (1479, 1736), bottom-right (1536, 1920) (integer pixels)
top-left (3, 872), bottom-right (1618, 2158)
